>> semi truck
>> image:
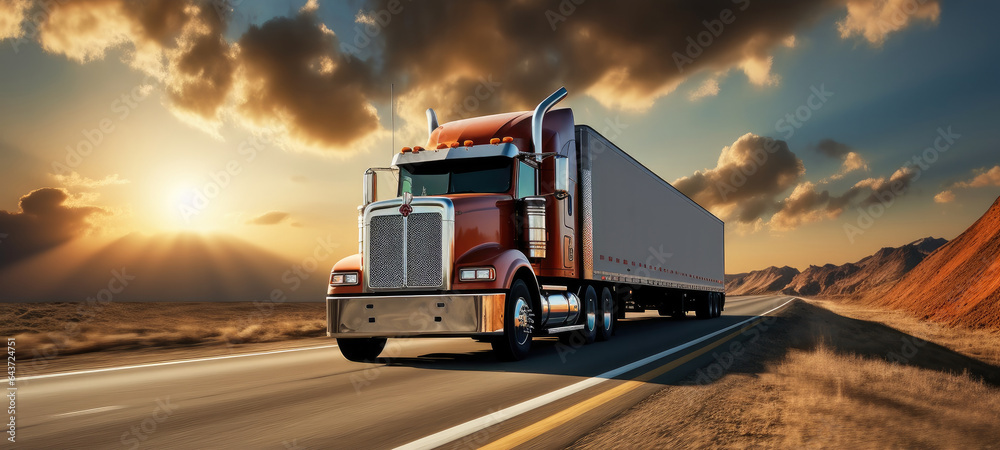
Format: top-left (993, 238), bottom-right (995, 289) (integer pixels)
top-left (326, 87), bottom-right (725, 361)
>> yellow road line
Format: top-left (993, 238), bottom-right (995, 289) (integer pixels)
top-left (480, 318), bottom-right (764, 450)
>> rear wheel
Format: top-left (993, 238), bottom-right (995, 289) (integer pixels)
top-left (696, 293), bottom-right (712, 320)
top-left (563, 285), bottom-right (598, 345)
top-left (597, 287), bottom-right (615, 341)
top-left (492, 279), bottom-right (534, 361)
top-left (337, 338), bottom-right (387, 362)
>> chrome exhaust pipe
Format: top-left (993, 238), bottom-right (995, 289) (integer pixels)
top-left (426, 108), bottom-right (439, 139)
top-left (531, 87), bottom-right (568, 162)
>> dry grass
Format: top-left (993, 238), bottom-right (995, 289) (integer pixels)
top-left (811, 297), bottom-right (1000, 367)
top-left (571, 300), bottom-right (1000, 449)
top-left (2, 302), bottom-right (326, 360)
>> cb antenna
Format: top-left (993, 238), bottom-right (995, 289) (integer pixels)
top-left (390, 83), bottom-right (394, 157)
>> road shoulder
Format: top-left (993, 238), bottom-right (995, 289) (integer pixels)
top-left (569, 299), bottom-right (1000, 448)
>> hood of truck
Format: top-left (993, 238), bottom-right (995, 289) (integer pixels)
top-left (441, 194), bottom-right (517, 260)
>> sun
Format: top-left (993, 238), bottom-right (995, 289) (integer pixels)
top-left (161, 183), bottom-right (219, 233)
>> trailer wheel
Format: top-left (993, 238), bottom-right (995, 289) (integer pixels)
top-left (492, 279), bottom-right (534, 361)
top-left (696, 293), bottom-right (712, 320)
top-left (563, 285), bottom-right (598, 345)
top-left (712, 293), bottom-right (722, 318)
top-left (337, 338), bottom-right (387, 362)
top-left (597, 287), bottom-right (614, 341)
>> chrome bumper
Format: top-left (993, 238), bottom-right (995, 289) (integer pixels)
top-left (326, 293), bottom-right (506, 338)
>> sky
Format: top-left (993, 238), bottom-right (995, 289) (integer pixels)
top-left (1, 0), bottom-right (999, 281)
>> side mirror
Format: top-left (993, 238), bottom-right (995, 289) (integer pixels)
top-left (363, 169), bottom-right (377, 206)
top-left (554, 155), bottom-right (570, 200)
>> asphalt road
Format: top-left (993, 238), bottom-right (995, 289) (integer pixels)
top-left (17, 295), bottom-right (793, 449)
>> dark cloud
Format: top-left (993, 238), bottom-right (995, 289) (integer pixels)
top-left (246, 211), bottom-right (291, 226)
top-left (4, 0), bottom-right (941, 151)
top-left (165, 3), bottom-right (234, 120)
top-left (673, 133), bottom-right (918, 230)
top-left (815, 138), bottom-right (853, 158)
top-left (237, 10), bottom-right (379, 148)
top-left (768, 167), bottom-right (916, 230)
top-left (673, 133), bottom-right (804, 224)
top-left (0, 188), bottom-right (107, 266)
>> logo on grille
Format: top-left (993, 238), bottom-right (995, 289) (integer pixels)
top-left (400, 191), bottom-right (414, 217)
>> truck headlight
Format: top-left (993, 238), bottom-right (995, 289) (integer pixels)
top-left (459, 267), bottom-right (495, 281)
top-left (330, 272), bottom-right (359, 286)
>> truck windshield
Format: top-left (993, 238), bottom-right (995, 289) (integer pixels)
top-left (398, 157), bottom-right (513, 196)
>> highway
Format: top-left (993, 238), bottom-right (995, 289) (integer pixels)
top-left (17, 295), bottom-right (793, 449)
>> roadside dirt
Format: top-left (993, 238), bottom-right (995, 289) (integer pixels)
top-left (570, 299), bottom-right (1000, 449)
top-left (2, 302), bottom-right (328, 375)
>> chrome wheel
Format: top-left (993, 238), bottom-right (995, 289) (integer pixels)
top-left (597, 287), bottom-right (614, 342)
top-left (513, 296), bottom-right (533, 346)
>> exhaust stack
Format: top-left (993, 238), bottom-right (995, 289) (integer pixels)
top-left (426, 108), bottom-right (439, 140)
top-left (531, 87), bottom-right (568, 161)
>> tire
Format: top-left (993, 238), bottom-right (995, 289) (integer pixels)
top-left (580, 285), bottom-right (599, 344)
top-left (597, 287), bottom-right (615, 341)
top-left (337, 337), bottom-right (387, 362)
top-left (696, 293), bottom-right (712, 320)
top-left (562, 285), bottom-right (598, 346)
top-left (492, 279), bottom-right (534, 361)
top-left (713, 293), bottom-right (722, 318)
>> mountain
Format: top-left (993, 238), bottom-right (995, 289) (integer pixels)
top-left (784, 237), bottom-right (947, 297)
top-left (0, 233), bottom-right (330, 302)
top-left (876, 197), bottom-right (1000, 329)
top-left (725, 266), bottom-right (800, 295)
top-left (726, 237), bottom-right (947, 297)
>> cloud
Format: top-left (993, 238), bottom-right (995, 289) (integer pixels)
top-left (838, 0), bottom-right (940, 46)
top-left (673, 133), bottom-right (922, 231)
top-left (235, 11), bottom-right (379, 149)
top-left (246, 211), bottom-right (291, 225)
top-left (854, 166), bottom-right (918, 206)
top-left (766, 166), bottom-right (916, 231)
top-left (0, 0), bottom-right (28, 40)
top-left (673, 133), bottom-right (803, 224)
top-left (688, 77), bottom-right (721, 101)
top-left (934, 165), bottom-right (1000, 202)
top-left (827, 151), bottom-right (870, 181)
top-left (815, 139), bottom-right (869, 182)
top-left (816, 138), bottom-right (852, 158)
top-left (50, 172), bottom-right (130, 188)
top-left (18, 0), bottom-right (376, 152)
top-left (3, 0), bottom-right (942, 153)
top-left (0, 188), bottom-right (107, 266)
top-left (952, 165), bottom-right (1000, 189)
top-left (769, 182), bottom-right (841, 230)
top-left (934, 190), bottom-right (955, 203)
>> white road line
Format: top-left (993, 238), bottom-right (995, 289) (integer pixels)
top-left (395, 297), bottom-right (796, 450)
top-left (21, 344), bottom-right (340, 381)
top-left (53, 405), bottom-right (126, 418)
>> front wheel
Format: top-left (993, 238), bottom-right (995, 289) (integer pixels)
top-left (492, 279), bottom-right (534, 361)
top-left (337, 337), bottom-right (387, 362)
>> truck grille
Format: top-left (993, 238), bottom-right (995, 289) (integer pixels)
top-left (368, 212), bottom-right (444, 289)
